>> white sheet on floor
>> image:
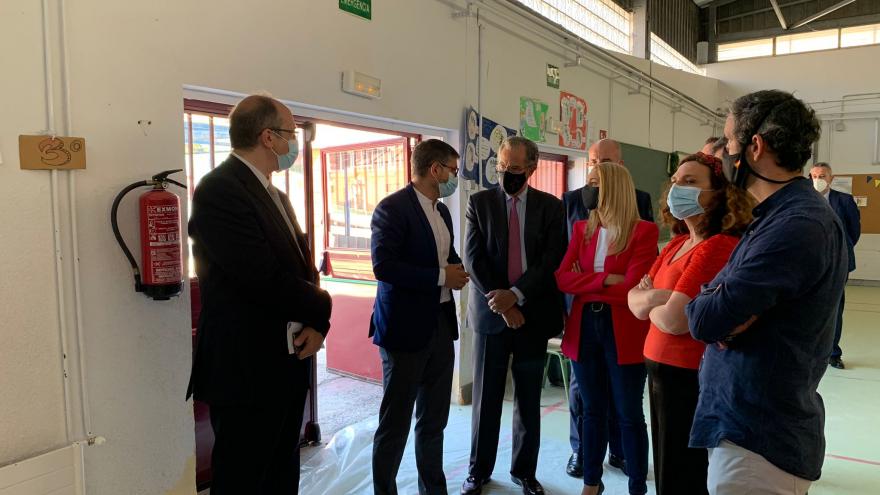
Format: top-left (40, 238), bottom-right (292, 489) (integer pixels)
top-left (300, 406), bottom-right (644, 494)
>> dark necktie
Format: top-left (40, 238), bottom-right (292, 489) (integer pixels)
top-left (508, 196), bottom-right (523, 285)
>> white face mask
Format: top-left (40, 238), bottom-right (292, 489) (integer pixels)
top-left (812, 178), bottom-right (829, 193)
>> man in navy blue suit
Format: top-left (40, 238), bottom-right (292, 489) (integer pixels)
top-left (370, 139), bottom-right (469, 495)
top-left (559, 138), bottom-right (653, 479)
top-left (810, 163), bottom-right (861, 369)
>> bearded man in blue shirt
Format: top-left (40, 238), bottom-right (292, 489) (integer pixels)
top-left (686, 90), bottom-right (848, 495)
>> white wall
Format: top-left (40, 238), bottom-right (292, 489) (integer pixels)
top-left (0, 1), bottom-right (69, 466)
top-left (707, 45), bottom-right (880, 281)
top-left (0, 0), bottom-right (722, 492)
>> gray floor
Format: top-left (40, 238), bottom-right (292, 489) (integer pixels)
top-left (306, 349), bottom-right (384, 462)
top-left (203, 286), bottom-right (880, 494)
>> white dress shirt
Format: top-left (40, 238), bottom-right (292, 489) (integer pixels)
top-left (234, 152), bottom-right (301, 249)
top-left (593, 227), bottom-right (610, 273)
top-left (414, 187), bottom-right (452, 303)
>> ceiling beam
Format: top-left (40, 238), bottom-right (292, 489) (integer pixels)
top-left (790, 0), bottom-right (858, 29)
top-left (715, 12), bottom-right (880, 43)
top-left (716, 0), bottom-right (814, 24)
top-left (769, 0), bottom-right (789, 30)
top-left (699, 0), bottom-right (738, 9)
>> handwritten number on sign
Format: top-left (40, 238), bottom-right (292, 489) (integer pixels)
top-left (38, 137), bottom-right (73, 167)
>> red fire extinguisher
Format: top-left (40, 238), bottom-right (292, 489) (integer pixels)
top-left (111, 169), bottom-right (186, 300)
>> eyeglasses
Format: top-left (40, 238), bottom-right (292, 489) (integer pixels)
top-left (269, 127), bottom-right (297, 137)
top-left (495, 162), bottom-right (529, 174)
top-left (436, 161), bottom-right (459, 177)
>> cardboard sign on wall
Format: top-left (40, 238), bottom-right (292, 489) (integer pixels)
top-left (837, 175), bottom-right (880, 234)
top-left (19, 135), bottom-right (87, 170)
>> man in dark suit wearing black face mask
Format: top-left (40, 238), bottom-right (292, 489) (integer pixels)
top-left (461, 136), bottom-right (566, 495)
top-left (563, 139), bottom-right (654, 237)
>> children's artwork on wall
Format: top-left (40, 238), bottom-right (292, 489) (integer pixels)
top-left (460, 107), bottom-right (518, 188)
top-left (519, 97), bottom-right (549, 143)
top-left (461, 108), bottom-right (481, 182)
top-left (559, 92), bottom-right (588, 151)
top-left (481, 115), bottom-right (518, 189)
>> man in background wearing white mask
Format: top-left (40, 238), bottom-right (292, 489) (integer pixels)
top-left (370, 139), bottom-right (468, 495)
top-left (809, 163), bottom-right (861, 369)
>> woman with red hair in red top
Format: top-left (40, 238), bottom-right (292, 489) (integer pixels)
top-left (555, 162), bottom-right (658, 495)
top-left (627, 152), bottom-right (753, 495)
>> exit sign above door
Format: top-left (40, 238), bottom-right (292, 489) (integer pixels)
top-left (340, 0), bottom-right (371, 20)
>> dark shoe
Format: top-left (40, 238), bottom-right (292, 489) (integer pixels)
top-left (608, 454), bottom-right (627, 475)
top-left (511, 475), bottom-right (545, 495)
top-left (461, 475), bottom-right (490, 495)
top-left (566, 452), bottom-right (583, 478)
top-left (830, 357), bottom-right (845, 369)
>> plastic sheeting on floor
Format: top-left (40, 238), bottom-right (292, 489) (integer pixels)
top-left (300, 400), bottom-right (648, 494)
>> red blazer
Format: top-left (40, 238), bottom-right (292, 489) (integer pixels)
top-left (555, 220), bottom-right (659, 364)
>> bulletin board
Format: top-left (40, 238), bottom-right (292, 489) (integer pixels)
top-left (837, 174), bottom-right (880, 234)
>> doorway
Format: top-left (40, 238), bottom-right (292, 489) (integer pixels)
top-left (183, 97), bottom-right (438, 489)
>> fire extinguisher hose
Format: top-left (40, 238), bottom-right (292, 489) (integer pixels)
top-left (111, 170), bottom-right (184, 293)
top-left (111, 180), bottom-right (150, 291)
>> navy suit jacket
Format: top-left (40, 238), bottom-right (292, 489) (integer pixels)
top-left (828, 189), bottom-right (861, 272)
top-left (464, 187), bottom-right (566, 339)
top-left (369, 184), bottom-right (460, 352)
top-left (562, 186), bottom-right (654, 237)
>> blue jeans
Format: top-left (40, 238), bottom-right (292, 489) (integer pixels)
top-left (571, 303), bottom-right (648, 494)
top-left (569, 372), bottom-right (625, 460)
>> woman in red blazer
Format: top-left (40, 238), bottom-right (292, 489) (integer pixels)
top-left (555, 162), bottom-right (659, 495)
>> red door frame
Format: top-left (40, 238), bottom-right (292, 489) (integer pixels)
top-left (531, 151), bottom-right (569, 198)
top-left (319, 137), bottom-right (410, 266)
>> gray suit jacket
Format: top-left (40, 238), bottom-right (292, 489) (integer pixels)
top-left (464, 187), bottom-right (566, 339)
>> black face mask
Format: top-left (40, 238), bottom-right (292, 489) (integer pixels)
top-left (723, 141), bottom-right (801, 189)
top-left (581, 185), bottom-right (599, 211)
top-left (501, 170), bottom-right (528, 196)
top-left (721, 146), bottom-right (747, 189)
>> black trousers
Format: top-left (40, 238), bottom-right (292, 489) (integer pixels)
top-left (208, 360), bottom-right (310, 495)
top-left (469, 326), bottom-right (548, 479)
top-left (646, 359), bottom-right (708, 495)
top-left (831, 278), bottom-right (847, 359)
top-left (372, 309), bottom-right (456, 495)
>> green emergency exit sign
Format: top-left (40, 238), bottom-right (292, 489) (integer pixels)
top-left (340, 0), bottom-right (371, 20)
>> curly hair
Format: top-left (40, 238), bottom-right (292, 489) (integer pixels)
top-left (659, 153), bottom-right (754, 238)
top-left (730, 90), bottom-right (821, 173)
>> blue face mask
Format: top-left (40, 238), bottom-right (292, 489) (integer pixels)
top-left (439, 174), bottom-right (458, 198)
top-left (271, 131), bottom-right (299, 171)
top-left (667, 183), bottom-right (709, 220)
